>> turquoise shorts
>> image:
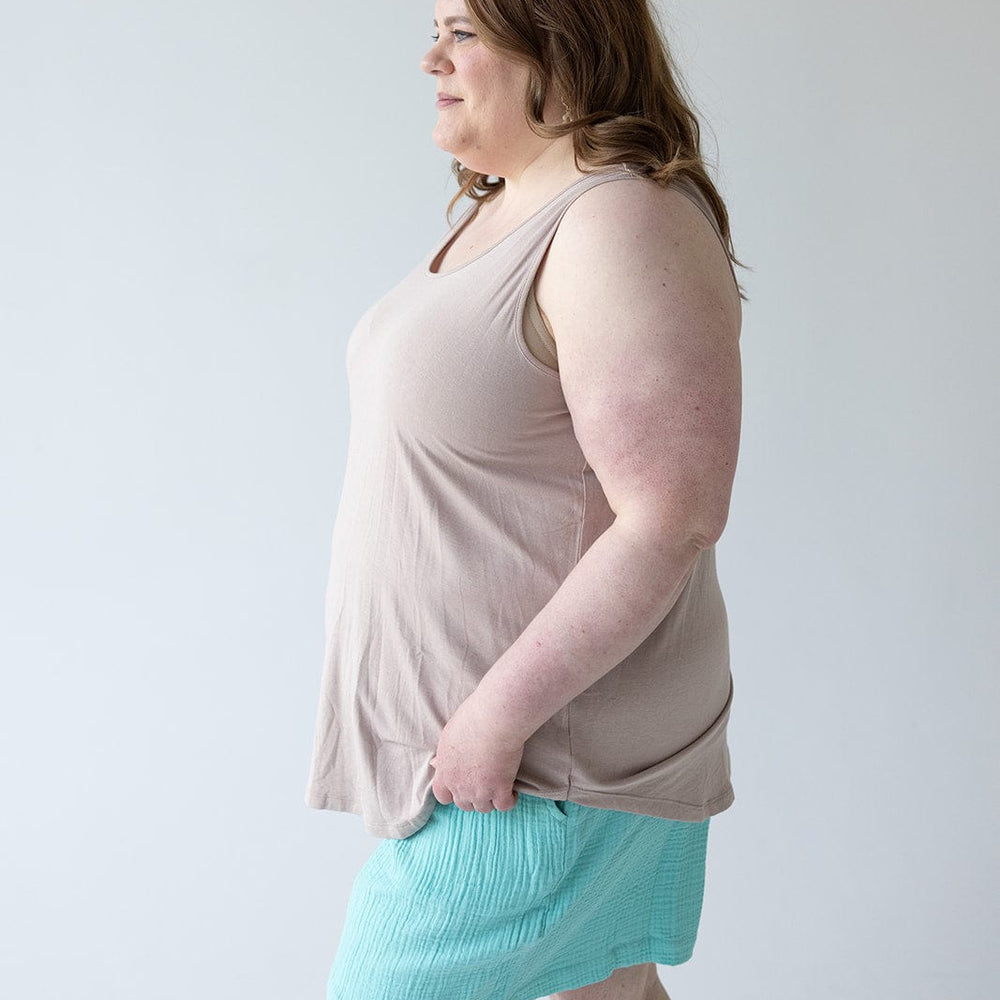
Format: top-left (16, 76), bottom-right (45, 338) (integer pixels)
top-left (326, 792), bottom-right (711, 1000)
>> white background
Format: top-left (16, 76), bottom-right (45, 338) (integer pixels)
top-left (1, 1), bottom-right (997, 998)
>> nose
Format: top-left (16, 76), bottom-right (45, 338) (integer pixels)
top-left (420, 39), bottom-right (453, 76)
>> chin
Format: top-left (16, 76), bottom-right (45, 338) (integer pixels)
top-left (430, 130), bottom-right (498, 176)
top-left (431, 128), bottom-right (458, 156)
top-left (442, 149), bottom-right (494, 176)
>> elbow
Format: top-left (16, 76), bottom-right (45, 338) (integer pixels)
top-left (614, 506), bottom-right (729, 552)
top-left (609, 482), bottom-right (734, 551)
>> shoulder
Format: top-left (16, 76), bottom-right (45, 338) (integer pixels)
top-left (537, 174), bottom-right (741, 334)
top-left (558, 172), bottom-right (718, 257)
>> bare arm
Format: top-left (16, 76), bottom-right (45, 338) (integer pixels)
top-left (467, 179), bottom-right (743, 745)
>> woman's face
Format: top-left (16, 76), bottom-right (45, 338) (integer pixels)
top-left (420, 0), bottom-right (547, 176)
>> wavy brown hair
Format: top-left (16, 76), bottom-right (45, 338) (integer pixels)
top-left (445, 0), bottom-right (751, 300)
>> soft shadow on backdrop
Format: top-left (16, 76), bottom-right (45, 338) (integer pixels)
top-left (0, 2), bottom-right (997, 998)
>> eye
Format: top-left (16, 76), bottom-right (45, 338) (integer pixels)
top-left (430, 30), bottom-right (474, 42)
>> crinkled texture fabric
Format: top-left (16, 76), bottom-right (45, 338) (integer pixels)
top-left (326, 793), bottom-right (710, 1000)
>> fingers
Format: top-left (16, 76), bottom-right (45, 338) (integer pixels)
top-left (462, 791), bottom-right (520, 813)
top-left (430, 779), bottom-right (520, 813)
top-left (431, 782), bottom-right (454, 806)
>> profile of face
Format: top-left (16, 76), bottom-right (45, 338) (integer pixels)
top-left (420, 0), bottom-right (560, 176)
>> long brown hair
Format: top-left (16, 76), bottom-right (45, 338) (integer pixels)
top-left (446, 0), bottom-right (751, 300)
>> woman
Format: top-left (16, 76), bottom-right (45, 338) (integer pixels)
top-left (305, 1), bottom-right (748, 997)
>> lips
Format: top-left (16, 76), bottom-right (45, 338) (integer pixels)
top-left (437, 93), bottom-right (461, 101)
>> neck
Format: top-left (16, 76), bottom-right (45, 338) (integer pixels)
top-left (489, 139), bottom-right (585, 219)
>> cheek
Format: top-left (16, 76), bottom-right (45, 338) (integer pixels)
top-left (464, 52), bottom-right (521, 99)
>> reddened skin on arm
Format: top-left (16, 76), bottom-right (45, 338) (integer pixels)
top-left (467, 177), bottom-right (743, 744)
top-left (540, 176), bottom-right (743, 543)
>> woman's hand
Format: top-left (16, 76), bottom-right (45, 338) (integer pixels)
top-left (429, 695), bottom-right (525, 813)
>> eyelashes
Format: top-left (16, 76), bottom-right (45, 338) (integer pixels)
top-left (430, 30), bottom-right (474, 43)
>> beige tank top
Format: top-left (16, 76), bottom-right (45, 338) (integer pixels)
top-left (304, 163), bottom-right (736, 839)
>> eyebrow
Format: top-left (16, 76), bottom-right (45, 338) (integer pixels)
top-left (433, 16), bottom-right (472, 26)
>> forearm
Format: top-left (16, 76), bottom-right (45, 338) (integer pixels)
top-left (468, 517), bottom-right (708, 745)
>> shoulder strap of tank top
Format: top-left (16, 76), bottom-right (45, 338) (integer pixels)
top-left (511, 163), bottom-right (734, 260)
top-left (502, 162), bottom-right (644, 271)
top-left (490, 164), bottom-right (643, 326)
top-left (665, 174), bottom-right (739, 293)
top-left (667, 173), bottom-right (723, 238)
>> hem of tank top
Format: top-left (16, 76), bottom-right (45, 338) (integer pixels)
top-left (510, 167), bottom-right (646, 380)
top-left (561, 784), bottom-right (734, 818)
top-left (564, 668), bottom-right (733, 797)
top-left (425, 162), bottom-right (639, 280)
top-left (305, 792), bottom-right (431, 839)
top-left (306, 787), bottom-right (730, 833)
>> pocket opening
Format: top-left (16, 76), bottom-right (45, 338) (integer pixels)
top-left (546, 796), bottom-right (569, 818)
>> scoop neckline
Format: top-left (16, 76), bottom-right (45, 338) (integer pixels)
top-left (425, 163), bottom-right (635, 278)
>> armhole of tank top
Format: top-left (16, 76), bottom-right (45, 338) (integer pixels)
top-left (523, 283), bottom-right (559, 372)
top-left (511, 169), bottom-right (643, 381)
top-left (512, 235), bottom-right (563, 381)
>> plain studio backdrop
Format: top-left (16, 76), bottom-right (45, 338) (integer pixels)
top-left (1, 1), bottom-right (997, 998)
